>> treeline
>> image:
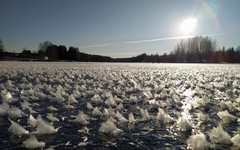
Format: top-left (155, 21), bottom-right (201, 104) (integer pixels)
top-left (38, 41), bottom-right (112, 62)
top-left (115, 36), bottom-right (240, 63)
top-left (171, 36), bottom-right (240, 63)
top-left (1, 36), bottom-right (240, 63)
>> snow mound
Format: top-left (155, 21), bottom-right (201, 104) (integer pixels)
top-left (177, 117), bottom-right (192, 132)
top-left (116, 111), bottom-right (128, 123)
top-left (128, 112), bottom-right (136, 123)
top-left (68, 94), bottom-right (78, 104)
top-left (23, 135), bottom-right (45, 149)
top-left (217, 110), bottom-right (237, 124)
top-left (47, 106), bottom-right (58, 111)
top-left (187, 133), bottom-right (209, 150)
top-left (72, 111), bottom-right (90, 125)
top-left (99, 118), bottom-right (122, 135)
top-left (46, 113), bottom-right (59, 122)
top-left (8, 119), bottom-right (29, 135)
top-left (28, 114), bottom-right (37, 127)
top-left (208, 125), bottom-right (232, 147)
top-left (35, 116), bottom-right (58, 134)
top-left (92, 107), bottom-right (103, 116)
top-left (156, 108), bottom-right (174, 125)
top-left (231, 134), bottom-right (240, 147)
top-left (140, 109), bottom-right (152, 121)
top-left (8, 106), bottom-right (25, 119)
top-left (198, 112), bottom-right (209, 124)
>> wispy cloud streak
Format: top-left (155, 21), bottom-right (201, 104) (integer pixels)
top-left (123, 34), bottom-right (223, 44)
top-left (79, 43), bottom-right (111, 48)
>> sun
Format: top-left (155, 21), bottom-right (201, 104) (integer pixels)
top-left (180, 18), bottom-right (197, 34)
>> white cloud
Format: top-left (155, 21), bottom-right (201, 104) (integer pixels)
top-left (123, 34), bottom-right (223, 44)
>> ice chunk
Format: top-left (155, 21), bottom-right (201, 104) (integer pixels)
top-left (46, 113), bottom-right (59, 122)
top-left (103, 107), bottom-right (115, 117)
top-left (198, 112), bottom-right (209, 124)
top-left (47, 106), bottom-right (58, 111)
top-left (35, 116), bottom-right (58, 134)
top-left (23, 135), bottom-right (45, 149)
top-left (231, 134), bottom-right (240, 147)
top-left (187, 133), bottom-right (209, 150)
top-left (105, 97), bottom-right (117, 107)
top-left (99, 118), bottom-right (122, 135)
top-left (86, 102), bottom-right (93, 110)
top-left (143, 89), bottom-right (152, 99)
top-left (114, 96), bottom-right (123, 104)
top-left (156, 108), bottom-right (174, 124)
top-left (68, 94), bottom-right (78, 104)
top-left (8, 119), bottom-right (29, 135)
top-left (92, 107), bottom-right (103, 116)
top-left (73, 111), bottom-right (89, 125)
top-left (1, 91), bottom-right (16, 103)
top-left (140, 109), bottom-right (151, 121)
top-left (64, 104), bottom-right (74, 109)
top-left (116, 111), bottom-right (128, 123)
top-left (78, 126), bottom-right (89, 134)
top-left (177, 117), bottom-right (192, 132)
top-left (129, 95), bottom-right (138, 104)
top-left (0, 102), bottom-right (10, 117)
top-left (28, 114), bottom-right (37, 127)
top-left (217, 110), bottom-right (237, 124)
top-left (91, 94), bottom-right (103, 104)
top-left (128, 112), bottom-right (136, 123)
top-left (148, 99), bottom-right (161, 109)
top-left (116, 103), bottom-right (124, 111)
top-left (8, 106), bottom-right (25, 119)
top-left (208, 125), bottom-right (232, 147)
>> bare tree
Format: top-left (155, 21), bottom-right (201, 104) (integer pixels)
top-left (0, 38), bottom-right (4, 52)
top-left (38, 41), bottom-right (52, 55)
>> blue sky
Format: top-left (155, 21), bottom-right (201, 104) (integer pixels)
top-left (1, 0), bottom-right (240, 58)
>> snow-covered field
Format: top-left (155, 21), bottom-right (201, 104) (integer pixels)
top-left (0, 61), bottom-right (240, 149)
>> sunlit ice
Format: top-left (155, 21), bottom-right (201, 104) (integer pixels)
top-left (180, 18), bottom-right (198, 35)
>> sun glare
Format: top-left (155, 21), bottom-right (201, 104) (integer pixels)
top-left (180, 18), bottom-right (197, 34)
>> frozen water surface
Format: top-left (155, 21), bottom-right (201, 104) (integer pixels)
top-left (0, 61), bottom-right (240, 149)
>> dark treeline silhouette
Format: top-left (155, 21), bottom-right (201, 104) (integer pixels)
top-left (38, 41), bottom-right (112, 62)
top-left (1, 36), bottom-right (240, 63)
top-left (115, 36), bottom-right (240, 63)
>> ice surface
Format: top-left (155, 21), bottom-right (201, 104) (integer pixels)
top-left (1, 62), bottom-right (240, 149)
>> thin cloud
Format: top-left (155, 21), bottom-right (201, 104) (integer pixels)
top-left (79, 43), bottom-right (111, 49)
top-left (123, 34), bottom-right (223, 44)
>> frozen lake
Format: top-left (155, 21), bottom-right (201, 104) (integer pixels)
top-left (0, 61), bottom-right (240, 149)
